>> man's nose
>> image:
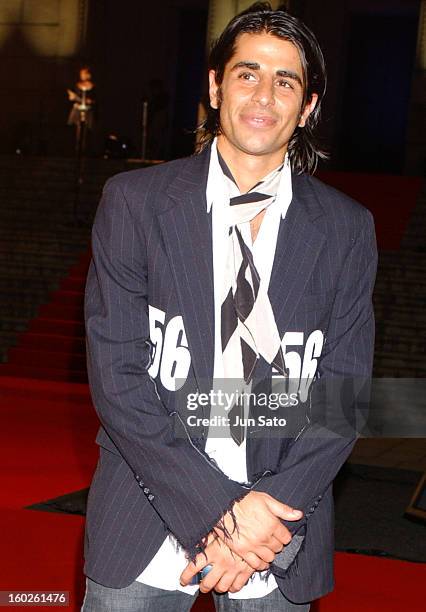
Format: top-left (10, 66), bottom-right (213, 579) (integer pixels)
top-left (252, 78), bottom-right (275, 106)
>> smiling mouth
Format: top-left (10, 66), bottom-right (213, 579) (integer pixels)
top-left (241, 114), bottom-right (277, 127)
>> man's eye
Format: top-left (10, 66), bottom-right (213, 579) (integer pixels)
top-left (277, 79), bottom-right (293, 88)
top-left (239, 72), bottom-right (256, 80)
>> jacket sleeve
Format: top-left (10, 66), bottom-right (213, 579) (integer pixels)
top-left (85, 176), bottom-right (249, 560)
top-left (253, 208), bottom-right (378, 575)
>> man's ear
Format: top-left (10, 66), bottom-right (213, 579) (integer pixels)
top-left (208, 70), bottom-right (219, 109)
top-left (298, 93), bottom-right (318, 128)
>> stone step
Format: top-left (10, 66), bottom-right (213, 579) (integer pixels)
top-left (0, 242), bottom-right (88, 255)
top-left (28, 318), bottom-right (85, 337)
top-left (376, 258), bottom-right (426, 271)
top-left (374, 361), bottom-right (425, 376)
top-left (0, 247), bottom-right (83, 262)
top-left (7, 346), bottom-right (87, 370)
top-left (374, 280), bottom-right (426, 294)
top-left (1, 293), bottom-right (84, 313)
top-left (373, 293), bottom-right (426, 307)
top-left (375, 323), bottom-right (426, 339)
top-left (0, 276), bottom-right (58, 291)
top-left (0, 362), bottom-right (88, 383)
top-left (0, 316), bottom-right (30, 332)
top-left (374, 338), bottom-right (426, 353)
top-left (0, 202), bottom-right (95, 214)
top-left (0, 215), bottom-right (96, 228)
top-left (0, 190), bottom-right (101, 203)
top-left (0, 303), bottom-right (38, 318)
top-left (402, 240), bottom-right (426, 251)
top-left (0, 289), bottom-right (50, 303)
top-left (374, 347), bottom-right (426, 364)
top-left (0, 330), bottom-right (18, 347)
top-left (0, 270), bottom-right (71, 286)
top-left (0, 262), bottom-right (70, 277)
top-left (0, 171), bottom-right (115, 182)
top-left (374, 304), bottom-right (426, 319)
top-left (0, 249), bottom-right (79, 267)
top-left (0, 212), bottom-right (81, 226)
top-left (17, 332), bottom-right (86, 354)
top-left (376, 267), bottom-right (426, 280)
top-left (378, 251), bottom-right (426, 264)
top-left (0, 247), bottom-right (88, 261)
top-left (373, 365), bottom-right (425, 377)
top-left (374, 355), bottom-right (426, 369)
top-left (0, 227), bottom-right (91, 241)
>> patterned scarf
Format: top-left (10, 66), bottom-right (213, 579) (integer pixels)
top-left (218, 151), bottom-right (286, 445)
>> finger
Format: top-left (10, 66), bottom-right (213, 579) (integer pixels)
top-left (265, 498), bottom-right (303, 521)
top-left (179, 564), bottom-right (199, 586)
top-left (262, 530), bottom-right (289, 551)
top-left (271, 523), bottom-right (293, 546)
top-left (228, 567), bottom-right (255, 593)
top-left (180, 554), bottom-right (207, 585)
top-left (199, 567), bottom-right (226, 594)
top-left (212, 570), bottom-right (238, 594)
top-left (213, 557), bottom-right (249, 594)
top-left (242, 551), bottom-right (269, 571)
top-left (255, 545), bottom-right (276, 564)
top-left (269, 535), bottom-right (284, 553)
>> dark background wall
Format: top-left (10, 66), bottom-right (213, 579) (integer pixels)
top-left (290, 0), bottom-right (422, 174)
top-left (84, 0), bottom-right (209, 160)
top-left (0, 0), bottom-right (423, 173)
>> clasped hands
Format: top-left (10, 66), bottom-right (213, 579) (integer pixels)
top-left (180, 491), bottom-right (302, 594)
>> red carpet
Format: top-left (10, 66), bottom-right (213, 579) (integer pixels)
top-left (1, 253), bottom-right (90, 383)
top-left (0, 375), bottom-right (424, 611)
top-left (0, 377), bottom-right (97, 610)
top-left (316, 553), bottom-right (425, 612)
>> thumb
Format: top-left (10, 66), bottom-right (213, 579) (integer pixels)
top-left (265, 497), bottom-right (303, 521)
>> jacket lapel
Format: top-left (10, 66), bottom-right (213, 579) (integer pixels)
top-left (268, 173), bottom-right (327, 344)
top-left (157, 146), bottom-right (215, 394)
top-left (246, 175), bottom-right (327, 478)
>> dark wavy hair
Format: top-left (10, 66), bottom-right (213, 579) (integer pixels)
top-left (196, 2), bottom-right (327, 174)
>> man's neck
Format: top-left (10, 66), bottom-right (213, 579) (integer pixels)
top-left (216, 136), bottom-right (286, 194)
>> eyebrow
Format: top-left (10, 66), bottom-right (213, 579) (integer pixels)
top-left (230, 61), bottom-right (303, 87)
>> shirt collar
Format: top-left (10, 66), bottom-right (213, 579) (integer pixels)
top-left (206, 137), bottom-right (292, 220)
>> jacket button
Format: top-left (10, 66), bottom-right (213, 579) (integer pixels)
top-left (143, 487), bottom-right (150, 494)
top-left (135, 475), bottom-right (140, 481)
top-left (138, 481), bottom-right (145, 488)
top-left (148, 494), bottom-right (155, 501)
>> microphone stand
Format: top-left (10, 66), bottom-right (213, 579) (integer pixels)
top-left (141, 100), bottom-right (148, 161)
top-left (73, 90), bottom-right (90, 225)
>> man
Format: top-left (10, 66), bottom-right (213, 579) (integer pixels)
top-left (82, 3), bottom-right (377, 611)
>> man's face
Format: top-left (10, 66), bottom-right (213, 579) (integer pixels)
top-left (209, 32), bottom-right (317, 163)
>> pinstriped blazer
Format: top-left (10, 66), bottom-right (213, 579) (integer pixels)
top-left (83, 143), bottom-right (377, 603)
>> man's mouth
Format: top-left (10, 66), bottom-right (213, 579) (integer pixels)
top-left (240, 114), bottom-right (277, 128)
